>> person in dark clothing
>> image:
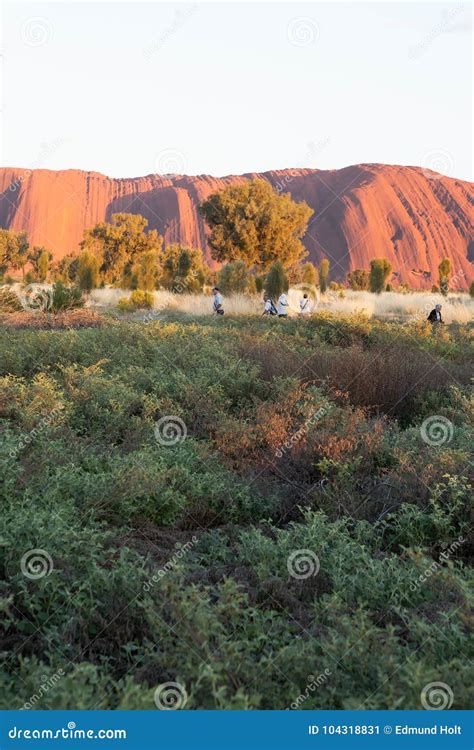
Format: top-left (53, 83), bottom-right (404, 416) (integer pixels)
top-left (427, 304), bottom-right (443, 324)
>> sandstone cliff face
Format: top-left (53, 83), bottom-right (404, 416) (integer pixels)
top-left (0, 164), bottom-right (472, 288)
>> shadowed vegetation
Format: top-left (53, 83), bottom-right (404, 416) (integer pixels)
top-left (0, 313), bottom-right (472, 709)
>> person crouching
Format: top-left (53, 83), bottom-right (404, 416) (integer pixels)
top-left (427, 303), bottom-right (443, 325)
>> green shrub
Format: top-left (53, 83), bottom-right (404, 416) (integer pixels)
top-left (0, 314), bottom-right (472, 709)
top-left (118, 289), bottom-right (154, 311)
top-left (51, 281), bottom-right (84, 311)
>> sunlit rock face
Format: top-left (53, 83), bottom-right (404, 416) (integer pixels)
top-left (0, 164), bottom-right (472, 287)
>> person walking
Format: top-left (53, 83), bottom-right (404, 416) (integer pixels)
top-left (212, 287), bottom-right (224, 315)
top-left (277, 291), bottom-right (288, 318)
top-left (300, 293), bottom-right (311, 316)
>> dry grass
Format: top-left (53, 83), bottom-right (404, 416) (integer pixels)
top-left (0, 309), bottom-right (104, 329)
top-left (4, 283), bottom-right (472, 323)
top-left (316, 290), bottom-right (474, 323)
top-left (89, 288), bottom-right (263, 316)
top-left (88, 288), bottom-right (474, 323)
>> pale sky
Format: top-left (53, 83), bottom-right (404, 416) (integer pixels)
top-left (1, 1), bottom-right (472, 180)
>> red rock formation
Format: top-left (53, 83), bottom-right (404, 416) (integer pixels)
top-left (0, 164), bottom-right (472, 288)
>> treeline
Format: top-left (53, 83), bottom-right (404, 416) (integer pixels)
top-left (0, 178), bottom-right (467, 298)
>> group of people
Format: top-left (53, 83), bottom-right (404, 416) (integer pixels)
top-left (212, 288), bottom-right (445, 324)
top-left (212, 287), bottom-right (312, 318)
top-left (262, 292), bottom-right (312, 318)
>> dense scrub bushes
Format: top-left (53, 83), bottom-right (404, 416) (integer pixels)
top-left (0, 314), bottom-right (472, 708)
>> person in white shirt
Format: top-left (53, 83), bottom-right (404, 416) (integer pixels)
top-left (300, 293), bottom-right (311, 315)
top-left (212, 287), bottom-right (224, 315)
top-left (263, 295), bottom-right (277, 316)
top-left (277, 292), bottom-right (288, 318)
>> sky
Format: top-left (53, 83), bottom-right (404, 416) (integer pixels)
top-left (1, 1), bottom-right (472, 180)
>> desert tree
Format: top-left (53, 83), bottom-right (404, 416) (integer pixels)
top-left (301, 261), bottom-right (319, 287)
top-left (28, 246), bottom-right (52, 282)
top-left (160, 245), bottom-right (206, 293)
top-left (319, 258), bottom-right (330, 293)
top-left (132, 250), bottom-right (161, 291)
top-left (218, 260), bottom-right (252, 295)
top-left (369, 258), bottom-right (392, 293)
top-left (347, 268), bottom-right (369, 291)
top-left (0, 229), bottom-right (29, 279)
top-left (438, 258), bottom-right (452, 296)
top-left (264, 260), bottom-right (289, 300)
top-left (200, 179), bottom-right (313, 270)
top-left (53, 253), bottom-right (80, 283)
top-left (81, 213), bottom-right (163, 284)
top-left (77, 251), bottom-right (100, 293)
